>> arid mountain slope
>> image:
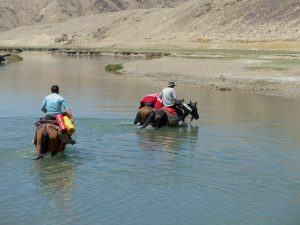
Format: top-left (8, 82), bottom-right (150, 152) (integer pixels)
top-left (0, 0), bottom-right (299, 49)
top-left (0, 0), bottom-right (187, 31)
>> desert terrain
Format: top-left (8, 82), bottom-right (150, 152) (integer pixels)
top-left (0, 0), bottom-right (299, 97)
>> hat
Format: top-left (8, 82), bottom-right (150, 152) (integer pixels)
top-left (167, 81), bottom-right (176, 87)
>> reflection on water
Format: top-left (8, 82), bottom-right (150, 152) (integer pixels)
top-left (35, 156), bottom-right (75, 199)
top-left (1, 52), bottom-right (300, 225)
top-left (34, 156), bottom-right (77, 224)
top-left (137, 125), bottom-right (199, 153)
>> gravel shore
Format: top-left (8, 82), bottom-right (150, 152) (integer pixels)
top-left (122, 52), bottom-right (300, 98)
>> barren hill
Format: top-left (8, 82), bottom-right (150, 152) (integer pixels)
top-left (0, 0), bottom-right (299, 50)
top-left (0, 0), bottom-right (187, 31)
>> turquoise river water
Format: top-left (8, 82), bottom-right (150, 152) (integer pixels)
top-left (0, 52), bottom-right (300, 225)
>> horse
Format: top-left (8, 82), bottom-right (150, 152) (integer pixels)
top-left (33, 122), bottom-right (67, 159)
top-left (142, 101), bottom-right (199, 128)
top-left (134, 106), bottom-right (154, 126)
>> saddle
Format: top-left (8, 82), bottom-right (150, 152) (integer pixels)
top-left (34, 118), bottom-right (71, 144)
top-left (161, 107), bottom-right (181, 125)
top-left (162, 107), bottom-right (176, 115)
top-left (35, 117), bottom-right (58, 127)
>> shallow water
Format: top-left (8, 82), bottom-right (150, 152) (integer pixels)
top-left (0, 52), bottom-right (300, 225)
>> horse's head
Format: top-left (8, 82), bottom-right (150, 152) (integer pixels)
top-left (179, 100), bottom-right (199, 121)
top-left (187, 101), bottom-right (199, 120)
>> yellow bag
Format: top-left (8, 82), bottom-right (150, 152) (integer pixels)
top-left (63, 116), bottom-right (75, 135)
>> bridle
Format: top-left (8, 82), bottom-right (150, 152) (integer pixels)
top-left (181, 102), bottom-right (195, 122)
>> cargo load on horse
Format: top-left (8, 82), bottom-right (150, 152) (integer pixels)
top-left (134, 93), bottom-right (163, 126)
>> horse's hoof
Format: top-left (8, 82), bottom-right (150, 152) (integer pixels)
top-left (33, 155), bottom-right (44, 160)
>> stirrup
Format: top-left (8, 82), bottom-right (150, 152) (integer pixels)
top-left (33, 155), bottom-right (44, 160)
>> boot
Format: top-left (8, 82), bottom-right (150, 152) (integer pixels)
top-left (69, 137), bottom-right (76, 145)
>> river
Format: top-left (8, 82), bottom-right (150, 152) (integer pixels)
top-left (0, 52), bottom-right (300, 225)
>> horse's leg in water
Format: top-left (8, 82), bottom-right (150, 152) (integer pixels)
top-left (154, 111), bottom-right (168, 128)
top-left (34, 130), bottom-right (49, 160)
top-left (141, 110), bottom-right (156, 128)
top-left (134, 110), bottom-right (141, 125)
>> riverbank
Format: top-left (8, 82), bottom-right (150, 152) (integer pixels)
top-left (120, 50), bottom-right (300, 98)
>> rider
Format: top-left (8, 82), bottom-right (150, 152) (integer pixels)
top-left (41, 85), bottom-right (74, 121)
top-left (159, 81), bottom-right (177, 107)
top-left (159, 81), bottom-right (183, 122)
top-left (40, 84), bottom-right (76, 144)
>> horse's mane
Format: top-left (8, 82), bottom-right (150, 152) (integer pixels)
top-left (181, 101), bottom-right (193, 113)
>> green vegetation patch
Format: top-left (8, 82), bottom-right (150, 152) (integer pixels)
top-left (252, 80), bottom-right (276, 86)
top-left (6, 54), bottom-right (23, 62)
top-left (245, 65), bottom-right (289, 72)
top-left (245, 57), bottom-right (300, 72)
top-left (105, 64), bottom-right (124, 74)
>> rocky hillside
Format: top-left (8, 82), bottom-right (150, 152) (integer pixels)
top-left (0, 0), bottom-right (187, 31)
top-left (0, 0), bottom-right (299, 49)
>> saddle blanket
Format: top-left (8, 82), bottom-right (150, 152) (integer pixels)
top-left (162, 107), bottom-right (176, 115)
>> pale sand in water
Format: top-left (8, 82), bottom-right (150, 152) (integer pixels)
top-left (121, 54), bottom-right (300, 98)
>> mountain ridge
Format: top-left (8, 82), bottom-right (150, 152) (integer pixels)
top-left (0, 0), bottom-right (299, 50)
top-left (0, 0), bottom-right (187, 31)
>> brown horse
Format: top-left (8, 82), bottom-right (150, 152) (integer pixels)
top-left (134, 106), bottom-right (154, 126)
top-left (34, 123), bottom-right (67, 159)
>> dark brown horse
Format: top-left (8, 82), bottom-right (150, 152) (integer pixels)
top-left (141, 101), bottom-right (199, 128)
top-left (34, 123), bottom-right (67, 159)
top-left (134, 106), bottom-right (155, 126)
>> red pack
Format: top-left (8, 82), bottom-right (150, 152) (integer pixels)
top-left (154, 98), bottom-right (163, 109)
top-left (55, 114), bottom-right (67, 132)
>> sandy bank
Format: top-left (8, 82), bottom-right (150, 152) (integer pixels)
top-left (121, 53), bottom-right (300, 98)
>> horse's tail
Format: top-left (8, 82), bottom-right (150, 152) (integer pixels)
top-left (40, 130), bottom-right (49, 155)
top-left (134, 110), bottom-right (141, 125)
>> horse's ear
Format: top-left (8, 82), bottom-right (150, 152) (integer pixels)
top-left (190, 100), bottom-right (192, 104)
top-left (195, 101), bottom-right (197, 105)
